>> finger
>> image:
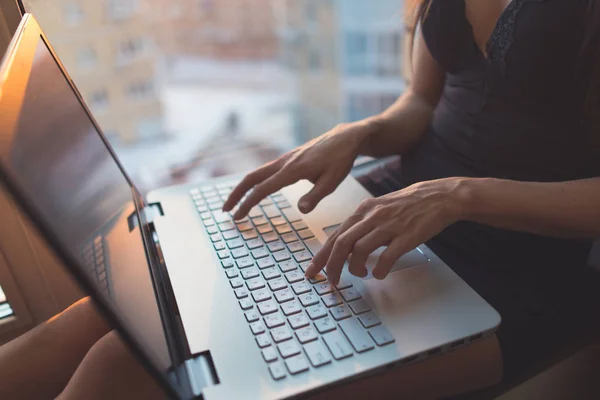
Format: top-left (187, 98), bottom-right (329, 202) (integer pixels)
top-left (233, 170), bottom-right (299, 219)
top-left (347, 229), bottom-right (390, 278)
top-left (305, 213), bottom-right (363, 277)
top-left (297, 171), bottom-right (343, 214)
top-left (223, 160), bottom-right (280, 212)
top-left (325, 221), bottom-right (375, 286)
top-left (372, 237), bottom-right (412, 280)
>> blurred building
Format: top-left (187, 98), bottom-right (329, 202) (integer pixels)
top-left (279, 0), bottom-right (407, 141)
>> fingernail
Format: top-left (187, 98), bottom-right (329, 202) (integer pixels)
top-left (299, 201), bottom-right (310, 213)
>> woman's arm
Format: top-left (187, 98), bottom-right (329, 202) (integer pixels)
top-left (357, 26), bottom-right (446, 158)
top-left (461, 177), bottom-right (600, 239)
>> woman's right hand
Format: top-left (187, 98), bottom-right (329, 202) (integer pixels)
top-left (223, 121), bottom-right (375, 219)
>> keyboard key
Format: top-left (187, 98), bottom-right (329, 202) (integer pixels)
top-left (262, 267), bottom-right (281, 280)
top-left (206, 225), bottom-right (219, 235)
top-left (263, 205), bottom-right (281, 218)
top-left (225, 268), bottom-right (239, 279)
top-left (287, 242), bottom-right (304, 253)
top-left (267, 277), bottom-right (287, 291)
top-left (289, 312), bottom-right (310, 329)
top-left (303, 340), bottom-right (332, 367)
top-left (276, 224), bottom-right (293, 235)
top-left (281, 300), bottom-right (302, 316)
top-left (245, 310), bottom-right (260, 323)
top-left (236, 257), bottom-right (254, 269)
top-left (348, 299), bottom-right (371, 315)
top-left (211, 234), bottom-right (223, 243)
top-left (221, 258), bottom-right (234, 268)
top-left (292, 281), bottom-right (312, 295)
top-left (257, 256), bottom-right (276, 269)
top-left (231, 248), bottom-right (248, 259)
top-left (335, 276), bottom-right (353, 290)
top-left (262, 232), bottom-right (279, 243)
top-left (257, 224), bottom-right (273, 234)
top-left (278, 340), bottom-right (301, 359)
top-left (203, 217), bottom-right (214, 226)
top-left (306, 304), bottom-right (328, 320)
top-left (281, 233), bottom-right (298, 244)
top-left (323, 330), bottom-right (354, 360)
top-left (246, 238), bottom-right (263, 250)
top-left (253, 216), bottom-right (268, 226)
top-left (358, 312), bottom-right (381, 328)
top-left (330, 305), bottom-right (352, 321)
top-left (274, 288), bottom-right (294, 303)
top-left (314, 316), bottom-right (337, 334)
top-left (292, 221), bottom-right (308, 231)
top-left (198, 205), bottom-right (209, 213)
top-left (236, 221), bottom-right (253, 232)
top-left (218, 221), bottom-right (235, 232)
top-left (299, 262), bottom-right (311, 273)
top-left (298, 293), bottom-right (319, 307)
top-left (314, 282), bottom-right (334, 295)
top-left (285, 354), bottom-right (309, 375)
top-left (212, 211), bottom-right (231, 224)
top-left (251, 247), bottom-right (269, 259)
top-left (322, 293), bottom-right (343, 308)
top-left (209, 202), bottom-right (224, 211)
top-left (205, 195), bottom-right (221, 204)
top-left (267, 241), bottom-right (286, 253)
top-left (241, 268), bottom-right (259, 280)
top-left (248, 207), bottom-right (263, 218)
top-left (216, 250), bottom-right (229, 259)
top-left (246, 278), bottom-right (265, 291)
top-left (285, 270), bottom-right (305, 284)
top-left (242, 230), bottom-right (259, 240)
top-left (258, 300), bottom-right (278, 315)
top-left (260, 198), bottom-right (273, 206)
top-left (339, 318), bottom-right (375, 353)
top-left (273, 250), bottom-right (291, 262)
top-left (239, 298), bottom-right (253, 310)
top-left (252, 289), bottom-right (272, 303)
top-left (298, 229), bottom-right (315, 240)
top-left (278, 260), bottom-right (297, 273)
top-left (271, 326), bottom-right (293, 343)
top-left (250, 322), bottom-right (266, 335)
top-left (268, 362), bottom-right (286, 380)
top-left (340, 287), bottom-right (361, 302)
top-left (223, 230), bottom-right (240, 240)
top-left (282, 207), bottom-right (302, 222)
top-left (256, 334), bottom-right (272, 348)
top-left (270, 216), bottom-right (287, 226)
top-left (296, 326), bottom-right (318, 344)
top-left (264, 312), bottom-right (286, 329)
top-left (226, 238), bottom-right (244, 249)
top-left (277, 200), bottom-right (291, 209)
top-left (262, 346), bottom-right (278, 362)
top-left (230, 278), bottom-right (244, 289)
top-left (235, 287), bottom-right (249, 299)
top-left (293, 250), bottom-right (312, 263)
top-left (308, 273), bottom-right (327, 284)
top-left (368, 325), bottom-right (395, 346)
top-left (200, 212), bottom-right (212, 220)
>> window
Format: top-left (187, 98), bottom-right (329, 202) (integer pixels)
top-left (126, 80), bottom-right (154, 101)
top-left (106, 0), bottom-right (139, 21)
top-left (117, 37), bottom-right (150, 64)
top-left (63, 3), bottom-right (84, 25)
top-left (89, 90), bottom-right (109, 114)
top-left (344, 30), bottom-right (402, 77)
top-left (76, 46), bottom-right (97, 69)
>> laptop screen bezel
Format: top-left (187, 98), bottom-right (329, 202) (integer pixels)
top-left (0, 14), bottom-right (192, 399)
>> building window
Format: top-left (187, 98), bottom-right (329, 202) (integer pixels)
top-left (63, 3), bottom-right (84, 25)
top-left (90, 90), bottom-right (109, 114)
top-left (126, 80), bottom-right (155, 101)
top-left (76, 47), bottom-right (97, 70)
top-left (344, 31), bottom-right (402, 78)
top-left (117, 37), bottom-right (151, 64)
top-left (106, 0), bottom-right (139, 21)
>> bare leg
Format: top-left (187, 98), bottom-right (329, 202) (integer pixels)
top-left (57, 331), bottom-right (167, 400)
top-left (0, 297), bottom-right (110, 400)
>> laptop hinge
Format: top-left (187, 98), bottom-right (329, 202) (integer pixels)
top-left (184, 352), bottom-right (220, 397)
top-left (143, 202), bottom-right (164, 223)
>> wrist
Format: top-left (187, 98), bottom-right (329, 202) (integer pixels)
top-left (444, 177), bottom-right (480, 222)
top-left (352, 115), bottom-right (388, 155)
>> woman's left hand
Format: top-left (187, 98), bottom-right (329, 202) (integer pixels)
top-left (304, 177), bottom-right (470, 285)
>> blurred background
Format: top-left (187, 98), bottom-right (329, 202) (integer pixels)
top-left (22, 0), bottom-right (410, 194)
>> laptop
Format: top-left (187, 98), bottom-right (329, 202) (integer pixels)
top-left (0, 14), bottom-right (500, 399)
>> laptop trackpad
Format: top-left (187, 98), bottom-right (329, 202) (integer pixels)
top-left (322, 225), bottom-right (429, 279)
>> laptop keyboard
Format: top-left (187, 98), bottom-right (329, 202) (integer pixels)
top-left (191, 182), bottom-right (395, 381)
top-left (81, 235), bottom-right (111, 298)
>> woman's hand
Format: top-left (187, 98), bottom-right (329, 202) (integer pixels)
top-left (223, 121), bottom-right (376, 219)
top-left (305, 178), bottom-right (470, 285)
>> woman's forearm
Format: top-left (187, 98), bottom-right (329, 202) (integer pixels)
top-left (456, 177), bottom-right (600, 239)
top-left (357, 89), bottom-right (435, 158)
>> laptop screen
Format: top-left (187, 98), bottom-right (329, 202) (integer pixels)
top-left (1, 36), bottom-right (173, 380)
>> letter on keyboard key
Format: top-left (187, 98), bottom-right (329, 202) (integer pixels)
top-left (293, 250), bottom-right (312, 263)
top-left (282, 207), bottom-right (302, 222)
top-left (348, 299), bottom-right (371, 315)
top-left (314, 316), bottom-right (336, 334)
top-left (277, 340), bottom-right (301, 358)
top-left (274, 288), bottom-right (294, 303)
top-left (279, 260), bottom-right (297, 273)
top-left (304, 340), bottom-right (332, 367)
top-left (368, 325), bottom-right (396, 346)
top-left (314, 282), bottom-right (334, 295)
top-left (298, 293), bottom-right (319, 307)
top-left (267, 277), bottom-right (287, 292)
top-left (285, 270), bottom-right (304, 283)
top-left (358, 312), bottom-right (381, 328)
top-left (264, 312), bottom-right (286, 329)
top-left (288, 312), bottom-right (310, 329)
top-left (246, 278), bottom-right (265, 291)
top-left (241, 268), bottom-right (259, 280)
top-left (281, 300), bottom-right (302, 316)
top-left (292, 281), bottom-right (312, 295)
top-left (339, 318), bottom-right (375, 353)
top-left (330, 305), bottom-right (352, 321)
top-left (268, 362), bottom-right (286, 380)
top-left (239, 298), bottom-right (253, 310)
top-left (252, 289), bottom-right (272, 303)
top-left (225, 269), bottom-right (238, 279)
top-left (234, 288), bottom-right (249, 299)
top-left (237, 257), bottom-right (254, 269)
top-left (322, 293), bottom-right (343, 308)
top-left (340, 287), bottom-right (361, 302)
top-left (295, 326), bottom-right (318, 344)
top-left (250, 322), bottom-right (266, 335)
top-left (257, 256), bottom-right (275, 269)
top-left (245, 310), bottom-right (260, 323)
top-left (270, 326), bottom-right (293, 343)
top-left (262, 267), bottom-right (281, 281)
top-left (230, 278), bottom-right (244, 289)
top-left (307, 304), bottom-right (328, 320)
top-left (258, 300), bottom-right (278, 315)
top-left (262, 346), bottom-right (278, 362)
top-left (285, 354), bottom-right (309, 375)
top-left (323, 331), bottom-right (353, 360)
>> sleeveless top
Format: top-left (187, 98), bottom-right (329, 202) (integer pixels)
top-left (400, 0), bottom-right (600, 273)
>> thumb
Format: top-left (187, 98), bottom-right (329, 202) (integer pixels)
top-left (298, 174), bottom-right (339, 213)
